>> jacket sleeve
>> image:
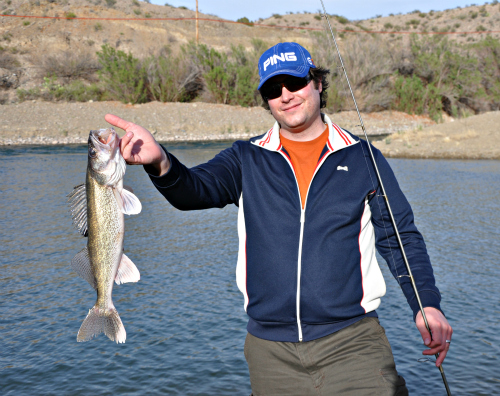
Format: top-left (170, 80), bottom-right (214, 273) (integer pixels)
top-left (145, 143), bottom-right (242, 210)
top-left (367, 145), bottom-right (442, 321)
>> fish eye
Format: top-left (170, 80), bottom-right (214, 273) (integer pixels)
top-left (89, 147), bottom-right (97, 158)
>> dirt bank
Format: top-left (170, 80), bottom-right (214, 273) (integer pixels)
top-left (372, 111), bottom-right (500, 160)
top-left (0, 101), bottom-right (498, 159)
top-left (0, 100), bottom-right (431, 144)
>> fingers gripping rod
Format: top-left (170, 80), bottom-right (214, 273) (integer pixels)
top-left (319, 1), bottom-right (451, 394)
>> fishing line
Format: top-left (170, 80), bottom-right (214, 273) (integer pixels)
top-left (318, 1), bottom-right (452, 394)
top-left (318, 7), bottom-right (403, 283)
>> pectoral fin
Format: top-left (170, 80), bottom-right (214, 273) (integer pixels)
top-left (71, 247), bottom-right (97, 290)
top-left (114, 187), bottom-right (142, 215)
top-left (115, 253), bottom-right (140, 285)
top-left (67, 184), bottom-right (88, 237)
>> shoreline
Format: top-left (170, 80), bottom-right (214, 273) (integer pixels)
top-left (1, 101), bottom-right (498, 159)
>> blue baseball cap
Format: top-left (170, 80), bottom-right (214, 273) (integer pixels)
top-left (257, 42), bottom-right (316, 90)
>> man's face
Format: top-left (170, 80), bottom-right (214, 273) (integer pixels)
top-left (264, 74), bottom-right (322, 134)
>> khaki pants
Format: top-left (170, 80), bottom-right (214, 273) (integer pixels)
top-left (244, 317), bottom-right (408, 396)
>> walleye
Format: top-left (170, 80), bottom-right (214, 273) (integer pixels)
top-left (68, 128), bottom-right (142, 343)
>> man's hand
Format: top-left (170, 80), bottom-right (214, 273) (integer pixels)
top-left (104, 114), bottom-right (170, 176)
top-left (416, 307), bottom-right (452, 367)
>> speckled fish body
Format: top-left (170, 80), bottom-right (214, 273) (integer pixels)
top-left (68, 128), bottom-right (142, 343)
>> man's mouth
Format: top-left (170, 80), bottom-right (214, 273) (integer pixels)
top-left (282, 103), bottom-right (301, 112)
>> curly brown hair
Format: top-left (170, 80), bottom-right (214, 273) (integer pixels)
top-left (259, 66), bottom-right (330, 111)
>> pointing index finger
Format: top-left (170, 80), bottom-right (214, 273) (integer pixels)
top-left (105, 114), bottom-right (132, 133)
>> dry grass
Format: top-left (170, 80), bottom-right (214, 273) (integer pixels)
top-left (0, 51), bottom-right (20, 70)
top-left (30, 47), bottom-right (100, 81)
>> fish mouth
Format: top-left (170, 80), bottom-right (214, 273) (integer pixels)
top-left (90, 128), bottom-right (118, 150)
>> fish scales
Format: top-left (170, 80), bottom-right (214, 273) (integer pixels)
top-left (86, 173), bottom-right (124, 312)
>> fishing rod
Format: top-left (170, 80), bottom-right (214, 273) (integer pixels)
top-left (318, 1), bottom-right (452, 395)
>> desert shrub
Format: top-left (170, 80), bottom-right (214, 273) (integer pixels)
top-left (393, 74), bottom-right (441, 119)
top-left (336, 15), bottom-right (349, 24)
top-left (226, 43), bottom-right (261, 106)
top-left (237, 17), bottom-right (253, 25)
top-left (65, 12), bottom-right (76, 20)
top-left (34, 49), bottom-right (100, 80)
top-left (409, 35), bottom-right (483, 114)
top-left (143, 47), bottom-right (202, 102)
top-left (17, 76), bottom-right (105, 102)
top-left (186, 43), bottom-right (230, 103)
top-left (310, 33), bottom-right (400, 112)
top-left (183, 40), bottom-right (263, 106)
top-left (96, 44), bottom-right (147, 103)
top-left (470, 36), bottom-right (500, 109)
top-left (0, 50), bottom-right (20, 69)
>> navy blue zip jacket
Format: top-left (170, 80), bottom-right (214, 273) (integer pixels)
top-left (147, 115), bottom-right (442, 342)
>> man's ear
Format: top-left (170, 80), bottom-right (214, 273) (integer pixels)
top-left (318, 81), bottom-right (323, 94)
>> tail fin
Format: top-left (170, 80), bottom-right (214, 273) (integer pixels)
top-left (77, 306), bottom-right (126, 343)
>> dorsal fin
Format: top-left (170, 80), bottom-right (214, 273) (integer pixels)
top-left (67, 184), bottom-right (88, 237)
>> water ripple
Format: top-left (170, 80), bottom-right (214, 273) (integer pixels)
top-left (0, 146), bottom-right (498, 395)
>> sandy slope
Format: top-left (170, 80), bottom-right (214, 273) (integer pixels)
top-left (372, 111), bottom-right (500, 159)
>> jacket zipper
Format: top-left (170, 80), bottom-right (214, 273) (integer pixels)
top-left (296, 208), bottom-right (305, 341)
top-left (280, 147), bottom-right (333, 342)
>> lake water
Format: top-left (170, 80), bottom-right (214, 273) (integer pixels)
top-left (0, 142), bottom-right (499, 395)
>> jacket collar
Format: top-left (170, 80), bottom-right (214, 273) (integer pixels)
top-left (250, 114), bottom-right (359, 152)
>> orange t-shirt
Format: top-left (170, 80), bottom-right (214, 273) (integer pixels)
top-left (280, 126), bottom-right (329, 208)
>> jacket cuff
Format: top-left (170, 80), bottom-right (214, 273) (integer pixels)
top-left (409, 290), bottom-right (443, 322)
top-left (143, 145), bottom-right (181, 189)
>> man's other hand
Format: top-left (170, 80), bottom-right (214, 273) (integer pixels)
top-left (105, 114), bottom-right (170, 176)
top-left (416, 307), bottom-right (453, 367)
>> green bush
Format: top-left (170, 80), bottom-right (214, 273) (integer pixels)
top-left (237, 17), bottom-right (253, 25)
top-left (470, 36), bottom-right (500, 108)
top-left (393, 74), bottom-right (424, 114)
top-left (393, 74), bottom-right (442, 120)
top-left (409, 35), bottom-right (482, 111)
top-left (143, 47), bottom-right (201, 102)
top-left (336, 15), bottom-right (349, 24)
top-left (183, 40), bottom-right (263, 106)
top-left (96, 44), bottom-right (146, 103)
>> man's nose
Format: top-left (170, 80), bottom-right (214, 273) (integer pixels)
top-left (280, 86), bottom-right (294, 101)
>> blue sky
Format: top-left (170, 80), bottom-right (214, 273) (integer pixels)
top-left (150, 0), bottom-right (491, 21)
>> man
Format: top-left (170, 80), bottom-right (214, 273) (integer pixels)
top-left (106, 42), bottom-right (452, 395)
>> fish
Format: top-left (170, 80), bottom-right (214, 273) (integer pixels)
top-left (67, 127), bottom-right (142, 343)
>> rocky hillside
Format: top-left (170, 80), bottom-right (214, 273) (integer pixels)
top-left (1, 0), bottom-right (500, 107)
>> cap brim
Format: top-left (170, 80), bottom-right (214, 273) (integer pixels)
top-left (258, 66), bottom-right (311, 90)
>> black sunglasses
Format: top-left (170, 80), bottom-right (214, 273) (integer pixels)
top-left (260, 75), bottom-right (312, 101)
